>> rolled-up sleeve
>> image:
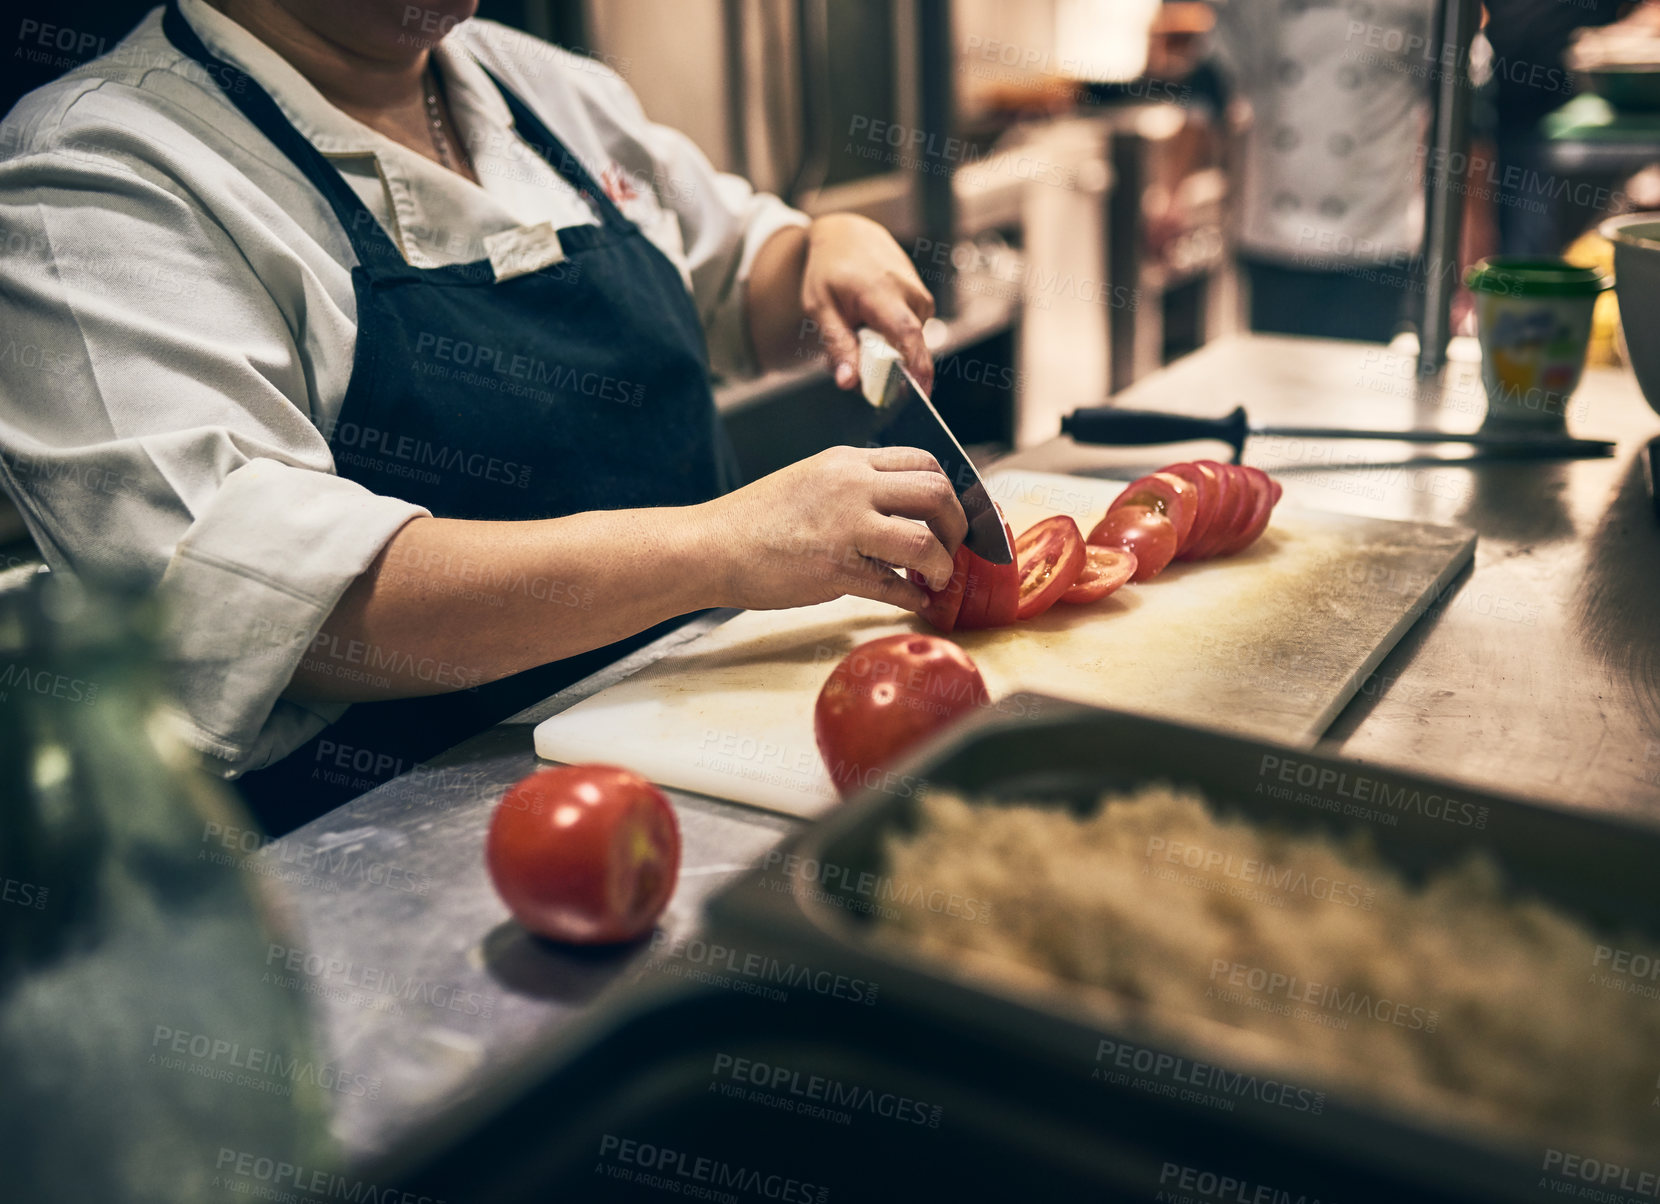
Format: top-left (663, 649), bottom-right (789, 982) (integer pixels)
top-left (0, 128), bottom-right (426, 774)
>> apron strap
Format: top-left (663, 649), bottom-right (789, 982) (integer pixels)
top-left (162, 0), bottom-right (401, 269)
top-left (478, 66), bottom-right (633, 234)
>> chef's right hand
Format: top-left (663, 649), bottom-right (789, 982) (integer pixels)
top-left (694, 446), bottom-right (968, 613)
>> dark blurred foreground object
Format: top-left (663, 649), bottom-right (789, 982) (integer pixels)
top-left (0, 574), bottom-right (335, 1202)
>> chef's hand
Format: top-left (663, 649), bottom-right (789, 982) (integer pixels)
top-left (693, 445), bottom-right (967, 612)
top-left (748, 214), bottom-right (936, 393)
top-left (802, 214), bottom-right (936, 394)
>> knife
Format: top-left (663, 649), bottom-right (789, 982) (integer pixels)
top-left (859, 330), bottom-right (1015, 564)
top-left (1060, 405), bottom-right (1615, 460)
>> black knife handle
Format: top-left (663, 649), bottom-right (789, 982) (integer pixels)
top-left (1061, 406), bottom-right (1248, 459)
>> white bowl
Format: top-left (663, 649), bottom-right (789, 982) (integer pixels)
top-left (1602, 212), bottom-right (1660, 417)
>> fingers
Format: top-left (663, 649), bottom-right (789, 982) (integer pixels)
top-left (866, 446), bottom-right (944, 473)
top-left (857, 514), bottom-right (955, 592)
top-left (864, 292), bottom-right (934, 395)
top-left (839, 562), bottom-right (931, 614)
top-left (869, 469), bottom-right (969, 557)
top-left (810, 302), bottom-right (861, 390)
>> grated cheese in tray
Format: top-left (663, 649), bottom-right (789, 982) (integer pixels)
top-left (876, 785), bottom-right (1660, 1158)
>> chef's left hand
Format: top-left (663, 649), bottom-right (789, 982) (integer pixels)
top-left (801, 213), bottom-right (936, 394)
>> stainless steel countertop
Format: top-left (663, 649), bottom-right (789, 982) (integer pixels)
top-left (255, 333), bottom-right (1660, 1170)
top-left (1007, 335), bottom-right (1660, 817)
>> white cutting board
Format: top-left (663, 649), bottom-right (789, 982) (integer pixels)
top-left (535, 470), bottom-right (1475, 818)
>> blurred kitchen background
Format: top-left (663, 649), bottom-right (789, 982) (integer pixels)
top-left (526, 0), bottom-right (1241, 470)
top-left (5, 0), bottom-right (1660, 540)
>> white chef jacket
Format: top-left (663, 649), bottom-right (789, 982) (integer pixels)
top-left (1208, 0), bottom-right (1433, 268)
top-left (0, 0), bottom-right (809, 775)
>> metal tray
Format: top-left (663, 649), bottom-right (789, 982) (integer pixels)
top-left (704, 694), bottom-right (1660, 1203)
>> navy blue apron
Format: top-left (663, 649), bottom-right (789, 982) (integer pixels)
top-left (162, 4), bottom-right (736, 832)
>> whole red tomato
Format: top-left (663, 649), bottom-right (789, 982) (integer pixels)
top-left (485, 764), bottom-right (681, 945)
top-left (814, 634), bottom-right (990, 797)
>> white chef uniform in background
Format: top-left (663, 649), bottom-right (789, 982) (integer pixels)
top-left (1209, 0), bottom-right (1434, 270)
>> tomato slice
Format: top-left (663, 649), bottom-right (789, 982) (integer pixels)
top-left (1189, 460), bottom-right (1246, 559)
top-left (1215, 466), bottom-right (1276, 557)
top-left (1165, 462), bottom-right (1221, 559)
top-left (1106, 472), bottom-right (1196, 549)
top-left (1087, 505), bottom-right (1178, 581)
top-left (1013, 516), bottom-right (1087, 620)
top-left (1060, 544), bottom-right (1138, 604)
top-left (915, 520), bottom-right (1020, 632)
top-left (912, 557), bottom-right (966, 633)
top-left (1223, 464), bottom-right (1259, 549)
top-left (955, 520), bottom-right (1020, 629)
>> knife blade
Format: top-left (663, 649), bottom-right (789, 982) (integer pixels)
top-left (859, 330), bottom-right (1014, 564)
top-left (1060, 404), bottom-right (1615, 460)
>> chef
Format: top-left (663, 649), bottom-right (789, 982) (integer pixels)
top-left (0, 0), bottom-right (966, 830)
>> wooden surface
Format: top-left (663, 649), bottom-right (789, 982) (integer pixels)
top-left (534, 468), bottom-right (1475, 817)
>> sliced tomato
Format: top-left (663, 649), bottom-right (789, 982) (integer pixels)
top-left (1013, 516), bottom-right (1087, 620)
top-left (915, 520), bottom-right (1019, 632)
top-left (1165, 462), bottom-right (1221, 559)
top-left (911, 559), bottom-right (966, 633)
top-left (955, 521), bottom-right (1020, 629)
top-left (1190, 460), bottom-right (1247, 558)
top-left (1106, 471), bottom-right (1196, 549)
top-left (1088, 505), bottom-right (1178, 581)
top-left (1215, 466), bottom-right (1276, 557)
top-left (1060, 544), bottom-right (1138, 604)
top-left (1270, 477), bottom-right (1283, 504)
